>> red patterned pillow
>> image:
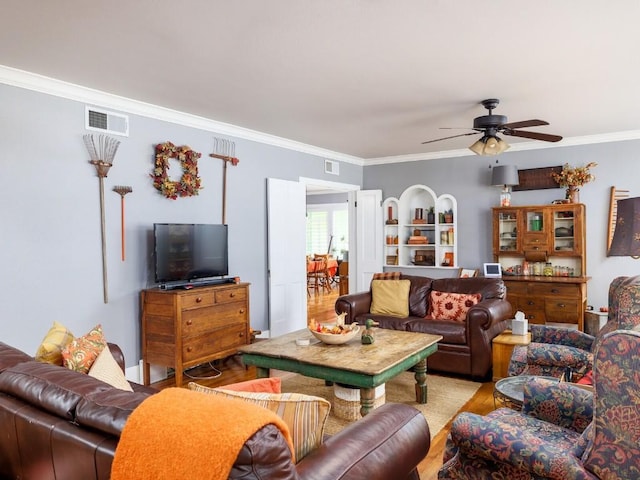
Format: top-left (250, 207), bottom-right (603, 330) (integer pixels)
top-left (61, 324), bottom-right (107, 373)
top-left (427, 291), bottom-right (481, 322)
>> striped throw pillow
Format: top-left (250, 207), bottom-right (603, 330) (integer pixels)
top-left (372, 272), bottom-right (401, 281)
top-left (188, 382), bottom-right (330, 462)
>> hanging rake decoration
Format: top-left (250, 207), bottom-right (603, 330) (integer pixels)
top-left (209, 137), bottom-right (239, 225)
top-left (83, 133), bottom-right (120, 304)
top-left (113, 186), bottom-right (132, 262)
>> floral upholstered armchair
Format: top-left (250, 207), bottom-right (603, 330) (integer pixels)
top-left (438, 328), bottom-right (640, 479)
top-left (508, 275), bottom-right (640, 381)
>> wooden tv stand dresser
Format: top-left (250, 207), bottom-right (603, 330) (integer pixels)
top-left (141, 282), bottom-right (250, 386)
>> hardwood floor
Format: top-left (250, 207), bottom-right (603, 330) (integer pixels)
top-left (151, 286), bottom-right (496, 479)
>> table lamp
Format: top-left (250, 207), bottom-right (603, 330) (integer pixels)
top-left (491, 165), bottom-right (519, 207)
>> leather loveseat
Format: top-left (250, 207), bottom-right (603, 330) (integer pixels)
top-left (0, 341), bottom-right (431, 480)
top-left (335, 275), bottom-right (512, 380)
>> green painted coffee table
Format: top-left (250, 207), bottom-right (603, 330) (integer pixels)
top-left (238, 328), bottom-right (442, 417)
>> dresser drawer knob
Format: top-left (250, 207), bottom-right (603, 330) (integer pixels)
top-left (239, 309), bottom-right (245, 314)
top-left (186, 320), bottom-right (193, 326)
top-left (229, 292), bottom-right (236, 298)
top-left (558, 303), bottom-right (566, 308)
top-left (186, 346), bottom-right (193, 352)
top-left (196, 297), bottom-right (203, 303)
top-left (527, 301), bottom-right (534, 306)
top-left (239, 332), bottom-right (244, 337)
top-left (551, 289), bottom-right (559, 294)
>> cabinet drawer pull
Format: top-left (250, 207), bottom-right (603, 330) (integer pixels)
top-left (186, 320), bottom-right (193, 326)
top-left (186, 346), bottom-right (193, 352)
top-left (239, 332), bottom-right (244, 337)
top-left (196, 297), bottom-right (203, 303)
top-left (229, 292), bottom-right (236, 298)
top-left (239, 309), bottom-right (245, 314)
top-left (551, 289), bottom-right (559, 294)
top-left (527, 301), bottom-right (535, 305)
top-left (558, 303), bottom-right (566, 308)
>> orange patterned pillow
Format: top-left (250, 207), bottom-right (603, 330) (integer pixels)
top-left (216, 377), bottom-right (282, 393)
top-left (427, 291), bottom-right (481, 322)
top-left (61, 324), bottom-right (107, 373)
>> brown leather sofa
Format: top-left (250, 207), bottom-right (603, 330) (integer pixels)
top-left (335, 275), bottom-right (512, 380)
top-left (0, 341), bottom-right (431, 480)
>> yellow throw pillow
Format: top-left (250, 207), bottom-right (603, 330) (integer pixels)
top-left (35, 321), bottom-right (75, 365)
top-left (370, 279), bottom-right (411, 317)
top-left (188, 382), bottom-right (330, 462)
top-left (88, 346), bottom-right (133, 392)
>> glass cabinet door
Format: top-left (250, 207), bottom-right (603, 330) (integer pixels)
top-left (525, 209), bottom-right (545, 234)
top-left (553, 208), bottom-right (577, 254)
top-left (496, 210), bottom-right (519, 253)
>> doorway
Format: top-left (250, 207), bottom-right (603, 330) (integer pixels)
top-left (300, 177), bottom-right (359, 324)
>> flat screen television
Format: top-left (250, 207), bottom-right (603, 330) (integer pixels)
top-left (154, 223), bottom-right (229, 286)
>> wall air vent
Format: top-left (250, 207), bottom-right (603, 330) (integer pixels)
top-left (85, 106), bottom-right (129, 137)
top-left (324, 159), bottom-right (339, 176)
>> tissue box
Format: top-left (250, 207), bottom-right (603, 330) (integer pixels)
top-left (512, 318), bottom-right (528, 336)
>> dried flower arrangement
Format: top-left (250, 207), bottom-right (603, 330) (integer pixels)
top-left (152, 142), bottom-right (202, 199)
top-left (552, 162), bottom-right (597, 187)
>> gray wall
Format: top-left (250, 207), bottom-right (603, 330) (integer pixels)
top-left (364, 141), bottom-right (640, 310)
top-left (0, 82), bottom-right (362, 365)
top-left (3, 78), bottom-right (638, 369)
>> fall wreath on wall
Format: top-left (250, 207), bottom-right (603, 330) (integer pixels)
top-left (151, 142), bottom-right (202, 199)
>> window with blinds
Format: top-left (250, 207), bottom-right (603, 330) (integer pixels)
top-left (306, 204), bottom-right (348, 258)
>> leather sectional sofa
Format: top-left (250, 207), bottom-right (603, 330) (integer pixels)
top-left (335, 275), bottom-right (512, 380)
top-left (0, 341), bottom-right (431, 479)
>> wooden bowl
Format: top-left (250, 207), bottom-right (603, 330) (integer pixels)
top-left (309, 324), bottom-right (360, 345)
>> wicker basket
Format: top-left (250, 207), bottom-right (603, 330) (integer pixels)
top-left (332, 384), bottom-right (386, 421)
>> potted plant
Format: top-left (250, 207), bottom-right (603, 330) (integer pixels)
top-left (426, 206), bottom-right (435, 224)
top-left (444, 209), bottom-right (454, 224)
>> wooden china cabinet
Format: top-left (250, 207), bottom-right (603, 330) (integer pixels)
top-left (492, 203), bottom-right (590, 331)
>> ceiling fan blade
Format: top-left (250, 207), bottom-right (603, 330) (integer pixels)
top-left (503, 129), bottom-right (563, 142)
top-left (500, 119), bottom-right (549, 129)
top-left (422, 131), bottom-right (480, 144)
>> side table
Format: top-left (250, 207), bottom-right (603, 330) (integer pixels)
top-left (494, 375), bottom-right (559, 409)
top-left (492, 331), bottom-right (531, 381)
top-left (584, 310), bottom-right (608, 336)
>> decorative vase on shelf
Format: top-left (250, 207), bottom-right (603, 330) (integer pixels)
top-left (566, 186), bottom-right (580, 203)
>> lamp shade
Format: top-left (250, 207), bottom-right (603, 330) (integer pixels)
top-left (491, 165), bottom-right (520, 187)
top-left (469, 135), bottom-right (510, 156)
top-left (608, 197), bottom-right (640, 257)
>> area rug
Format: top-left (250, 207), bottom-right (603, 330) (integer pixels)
top-left (280, 371), bottom-right (481, 438)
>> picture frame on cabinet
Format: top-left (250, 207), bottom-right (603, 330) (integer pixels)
top-left (458, 268), bottom-right (478, 278)
top-left (483, 263), bottom-right (502, 278)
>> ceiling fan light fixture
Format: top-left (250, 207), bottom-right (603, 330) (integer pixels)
top-left (469, 135), bottom-right (510, 156)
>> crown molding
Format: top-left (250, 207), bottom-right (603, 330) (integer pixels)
top-left (365, 130), bottom-right (640, 165)
top-left (0, 65), bottom-right (365, 166)
top-left (2, 65), bottom-right (639, 168)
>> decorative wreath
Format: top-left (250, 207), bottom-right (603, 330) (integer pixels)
top-left (151, 141), bottom-right (202, 199)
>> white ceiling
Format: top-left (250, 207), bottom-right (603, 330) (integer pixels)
top-left (2, 1), bottom-right (640, 161)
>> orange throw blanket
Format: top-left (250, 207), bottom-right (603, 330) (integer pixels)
top-left (111, 388), bottom-right (294, 479)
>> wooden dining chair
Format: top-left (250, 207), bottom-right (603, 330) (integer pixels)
top-left (312, 254), bottom-right (332, 293)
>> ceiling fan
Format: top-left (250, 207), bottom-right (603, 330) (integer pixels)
top-left (422, 99), bottom-right (563, 155)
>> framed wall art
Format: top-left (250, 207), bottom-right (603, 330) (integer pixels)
top-left (512, 166), bottom-right (563, 191)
